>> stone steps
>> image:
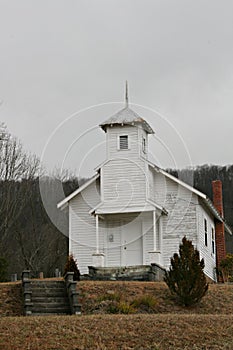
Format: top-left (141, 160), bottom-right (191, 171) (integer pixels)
top-left (22, 272), bottom-right (81, 316)
top-left (26, 280), bottom-right (71, 316)
top-left (31, 288), bottom-right (67, 296)
top-left (87, 264), bottom-right (165, 281)
top-left (31, 296), bottom-right (69, 303)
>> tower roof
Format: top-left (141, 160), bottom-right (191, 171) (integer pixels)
top-left (99, 106), bottom-right (154, 134)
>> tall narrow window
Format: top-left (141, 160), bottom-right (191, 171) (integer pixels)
top-left (119, 135), bottom-right (128, 150)
top-left (204, 219), bottom-right (208, 246)
top-left (142, 137), bottom-right (146, 153)
top-left (211, 228), bottom-right (215, 254)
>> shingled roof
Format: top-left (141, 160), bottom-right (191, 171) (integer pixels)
top-left (99, 106), bottom-right (154, 134)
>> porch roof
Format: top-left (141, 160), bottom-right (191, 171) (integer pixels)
top-left (90, 202), bottom-right (167, 216)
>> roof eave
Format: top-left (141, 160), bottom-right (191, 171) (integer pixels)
top-left (147, 161), bottom-right (207, 199)
top-left (99, 121), bottom-right (154, 134)
top-left (201, 198), bottom-right (232, 235)
top-left (57, 173), bottom-right (100, 210)
top-left (202, 197), bottom-right (223, 222)
top-left (224, 222), bottom-right (232, 235)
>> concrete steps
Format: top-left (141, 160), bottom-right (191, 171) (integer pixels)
top-left (30, 280), bottom-right (71, 316)
top-left (87, 264), bottom-right (165, 281)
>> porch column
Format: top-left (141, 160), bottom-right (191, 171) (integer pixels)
top-left (148, 209), bottom-right (161, 266)
top-left (96, 214), bottom-right (99, 254)
top-left (92, 214), bottom-right (105, 267)
top-left (153, 209), bottom-right (157, 251)
top-left (159, 215), bottom-right (162, 253)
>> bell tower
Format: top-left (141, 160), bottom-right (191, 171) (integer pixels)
top-left (99, 82), bottom-right (153, 162)
top-left (98, 83), bottom-right (154, 209)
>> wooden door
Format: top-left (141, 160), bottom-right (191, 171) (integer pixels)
top-left (121, 220), bottom-right (143, 266)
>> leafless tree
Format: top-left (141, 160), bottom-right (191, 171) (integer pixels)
top-left (0, 124), bottom-right (40, 245)
top-left (0, 124), bottom-right (82, 278)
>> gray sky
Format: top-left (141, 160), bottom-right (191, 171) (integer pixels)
top-left (0, 0), bottom-right (233, 177)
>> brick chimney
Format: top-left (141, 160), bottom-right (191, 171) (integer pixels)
top-left (212, 180), bottom-right (226, 273)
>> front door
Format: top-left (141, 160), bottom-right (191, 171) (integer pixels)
top-left (121, 220), bottom-right (143, 266)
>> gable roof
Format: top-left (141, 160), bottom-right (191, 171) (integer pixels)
top-left (148, 161), bottom-right (232, 235)
top-left (57, 160), bottom-right (232, 236)
top-left (99, 106), bottom-right (154, 134)
top-left (57, 173), bottom-right (99, 210)
top-left (147, 159), bottom-right (206, 197)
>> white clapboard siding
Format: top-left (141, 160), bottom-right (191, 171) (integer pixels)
top-left (149, 169), bottom-right (167, 206)
top-left (142, 212), bottom-right (154, 265)
top-left (106, 125), bottom-right (144, 160)
top-left (102, 158), bottom-right (147, 207)
top-left (196, 200), bottom-right (217, 281)
top-left (149, 169), bottom-right (217, 279)
top-left (156, 175), bottom-right (198, 269)
top-left (102, 124), bottom-right (148, 208)
top-left (69, 179), bottom-right (101, 274)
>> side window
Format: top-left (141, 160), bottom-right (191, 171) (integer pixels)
top-left (204, 219), bottom-right (208, 246)
top-left (119, 135), bottom-right (128, 150)
top-left (211, 228), bottom-right (215, 254)
top-left (142, 137), bottom-right (146, 153)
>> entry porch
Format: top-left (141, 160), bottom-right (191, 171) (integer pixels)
top-left (91, 209), bottom-right (164, 269)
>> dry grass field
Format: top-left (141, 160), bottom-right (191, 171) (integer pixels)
top-left (0, 314), bottom-right (233, 349)
top-left (78, 281), bottom-right (233, 315)
top-left (0, 281), bottom-right (233, 349)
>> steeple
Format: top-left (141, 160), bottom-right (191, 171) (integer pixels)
top-left (99, 83), bottom-right (154, 134)
top-left (125, 80), bottom-right (129, 107)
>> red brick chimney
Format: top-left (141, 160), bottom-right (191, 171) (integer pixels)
top-left (212, 180), bottom-right (226, 274)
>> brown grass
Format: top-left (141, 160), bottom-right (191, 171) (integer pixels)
top-left (78, 281), bottom-right (233, 314)
top-left (0, 282), bottom-right (22, 316)
top-left (0, 314), bottom-right (232, 349)
top-left (0, 281), bottom-right (233, 349)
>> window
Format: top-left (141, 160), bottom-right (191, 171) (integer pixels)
top-left (211, 228), bottom-right (215, 254)
top-left (119, 135), bottom-right (128, 150)
top-left (142, 137), bottom-right (146, 153)
top-left (204, 219), bottom-right (208, 246)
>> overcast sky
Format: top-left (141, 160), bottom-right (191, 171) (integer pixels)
top-left (0, 0), bottom-right (233, 177)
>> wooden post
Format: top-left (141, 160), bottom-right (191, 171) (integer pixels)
top-left (153, 210), bottom-right (156, 251)
top-left (96, 214), bottom-right (99, 254)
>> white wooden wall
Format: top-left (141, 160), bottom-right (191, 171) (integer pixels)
top-left (69, 179), bottom-right (101, 274)
top-left (102, 125), bottom-right (148, 209)
top-left (196, 200), bottom-right (216, 281)
top-left (149, 168), bottom-right (216, 280)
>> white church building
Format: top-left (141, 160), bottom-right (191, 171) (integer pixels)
top-left (58, 91), bottom-right (231, 281)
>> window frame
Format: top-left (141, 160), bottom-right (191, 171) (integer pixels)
top-left (142, 137), bottom-right (146, 153)
top-left (118, 134), bottom-right (129, 150)
top-left (211, 227), bottom-right (215, 255)
top-left (204, 218), bottom-right (208, 247)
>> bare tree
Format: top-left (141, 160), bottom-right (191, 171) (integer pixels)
top-left (13, 177), bottom-right (68, 277)
top-left (0, 124), bottom-right (40, 245)
top-left (0, 124), bottom-right (81, 278)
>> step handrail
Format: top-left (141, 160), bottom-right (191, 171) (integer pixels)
top-left (64, 272), bottom-right (81, 315)
top-left (22, 270), bottom-right (33, 316)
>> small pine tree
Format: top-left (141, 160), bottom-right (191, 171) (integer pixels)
top-left (64, 254), bottom-right (80, 281)
top-left (164, 236), bottom-right (208, 306)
